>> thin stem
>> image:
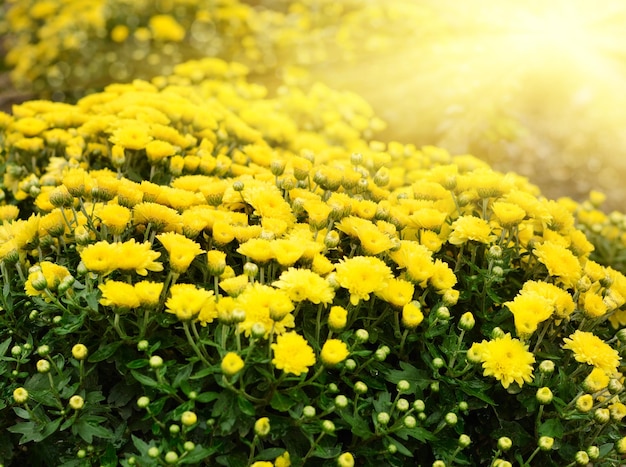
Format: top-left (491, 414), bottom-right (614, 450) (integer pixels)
top-left (183, 321), bottom-right (211, 367)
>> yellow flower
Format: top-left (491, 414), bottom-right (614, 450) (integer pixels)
top-left (337, 453), bottom-right (355, 467)
top-left (274, 451), bottom-right (291, 467)
top-left (409, 208), bottom-right (448, 231)
top-left (221, 352), bottom-right (244, 376)
top-left (504, 292), bottom-right (553, 338)
top-left (401, 301), bottom-right (424, 329)
top-left (271, 332), bottom-right (316, 376)
top-left (157, 232), bottom-right (204, 274)
top-left (356, 223), bottom-right (395, 255)
top-left (335, 256), bottom-right (393, 305)
top-left (219, 274), bottom-right (249, 297)
top-left (520, 280), bottom-right (575, 319)
top-left (575, 394), bottom-right (594, 413)
top-left (583, 368), bottom-right (610, 392)
top-left (533, 241), bottom-right (582, 288)
top-left (110, 124), bottom-right (153, 150)
top-left (97, 204), bottom-right (131, 235)
top-left (320, 339), bottom-right (349, 366)
top-left (133, 202), bottom-right (182, 231)
top-left (116, 240), bottom-right (163, 276)
top-left (237, 238), bottom-right (274, 263)
top-left (581, 291), bottom-right (608, 318)
top-left (273, 268), bottom-right (335, 304)
top-left (165, 284), bottom-right (214, 321)
top-left (477, 333), bottom-right (535, 389)
top-left (390, 241), bottom-right (435, 286)
top-left (206, 249), bottom-right (227, 275)
top-left (99, 280), bottom-right (140, 309)
top-left (375, 277), bottom-right (415, 307)
top-left (146, 140), bottom-right (176, 164)
top-left (237, 283), bottom-right (295, 338)
top-left (134, 281), bottom-right (163, 307)
top-left (609, 401), bottom-right (626, 421)
top-left (328, 306), bottom-right (348, 332)
top-left (24, 261), bottom-right (71, 298)
top-left (270, 239), bottom-right (306, 266)
top-left (563, 330), bottom-right (620, 375)
top-left (0, 205), bottom-right (19, 222)
top-left (448, 215), bottom-right (492, 245)
top-left (491, 201), bottom-right (526, 227)
top-left (149, 14), bottom-right (186, 42)
top-left (429, 259), bottom-right (457, 291)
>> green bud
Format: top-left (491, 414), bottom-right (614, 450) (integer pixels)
top-left (403, 415), bottom-right (417, 429)
top-left (594, 408), bottom-right (610, 424)
top-left (396, 398), bottom-right (410, 412)
top-left (147, 447), bottom-right (160, 458)
top-left (344, 358), bottom-right (357, 371)
top-left (321, 420), bottom-right (335, 434)
top-left (458, 401), bottom-right (469, 412)
top-left (29, 310), bottom-right (39, 320)
top-left (335, 395), bottom-right (349, 409)
top-left (137, 396), bottom-right (150, 409)
top-left (432, 461), bottom-right (446, 467)
top-left (418, 412), bottom-right (427, 421)
top-left (444, 412), bottom-right (458, 426)
top-left (458, 312), bottom-right (475, 331)
top-left (376, 412), bottom-right (390, 425)
top-left (539, 360), bottom-right (555, 374)
top-left (497, 436), bottom-right (512, 452)
top-left (432, 357), bottom-right (445, 369)
top-left (536, 387), bottom-right (553, 405)
top-left (538, 436), bottom-right (554, 451)
top-left (458, 434), bottom-right (471, 448)
top-left (169, 424), bottom-right (180, 435)
top-left (303, 405), bottom-right (316, 418)
top-left (232, 181), bottom-right (244, 192)
top-left (435, 306), bottom-right (450, 320)
top-left (184, 441), bottom-right (195, 452)
top-left (608, 378), bottom-right (623, 394)
top-left (251, 322), bottom-right (266, 339)
top-left (354, 381), bottom-right (368, 394)
top-left (164, 451), bottom-right (179, 464)
top-left (36, 359), bottom-right (50, 373)
top-left (77, 449), bottom-right (87, 459)
top-left (375, 345), bottom-right (390, 361)
top-left (328, 383), bottom-right (339, 393)
top-left (355, 329), bottom-right (369, 344)
top-left (188, 391), bottom-right (198, 401)
top-left (137, 340), bottom-right (149, 352)
top-left (397, 380), bottom-right (410, 393)
top-left (575, 451), bottom-right (589, 465)
top-left (11, 345), bottom-right (22, 357)
top-left (430, 381), bottom-right (440, 393)
top-left (491, 327), bottom-right (505, 339)
top-left (149, 355), bottom-right (163, 369)
top-left (587, 445), bottom-right (600, 460)
top-left (616, 328), bottom-right (626, 344)
top-left (413, 399), bottom-right (425, 412)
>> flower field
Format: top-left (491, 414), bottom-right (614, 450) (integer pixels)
top-left (1, 1), bottom-right (626, 467)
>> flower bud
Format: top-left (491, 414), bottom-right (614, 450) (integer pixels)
top-left (608, 378), bottom-right (623, 394)
top-left (13, 387), bottom-right (29, 404)
top-left (354, 381), bottom-right (368, 395)
top-left (458, 312), bottom-right (475, 331)
top-left (491, 327), bottom-right (505, 339)
top-left (270, 159), bottom-right (286, 176)
top-left (337, 452), bottom-right (355, 467)
top-left (321, 420), bottom-right (335, 434)
top-left (435, 306), bottom-right (450, 321)
top-left (335, 395), bottom-right (349, 409)
top-left (29, 310), bottom-right (39, 320)
top-left (458, 434), bottom-right (471, 448)
top-left (594, 408), bottom-right (610, 423)
top-left (11, 345), bottom-right (22, 357)
top-left (587, 445), bottom-right (600, 460)
top-left (538, 436), bottom-right (554, 451)
top-left (254, 417), bottom-right (270, 437)
top-left (396, 398), bottom-right (410, 412)
top-left (77, 449), bottom-right (87, 459)
top-left (432, 357), bottom-right (445, 369)
top-left (36, 359), bottom-right (50, 373)
top-left (413, 399), bottom-right (426, 412)
top-left (328, 383), bottom-right (339, 393)
top-left (69, 395), bottom-right (85, 410)
top-left (387, 444), bottom-right (397, 454)
top-left (539, 360), bottom-right (555, 375)
top-left (375, 345), bottom-right (390, 362)
top-left (303, 405), bottom-right (317, 418)
top-left (344, 359), bottom-right (357, 371)
top-left (444, 412), bottom-right (457, 426)
top-left (616, 436), bottom-right (626, 454)
top-left (243, 262), bottom-right (258, 278)
top-left (328, 306), bottom-right (348, 332)
top-left (72, 344), bottom-right (88, 360)
top-left (164, 451), bottom-right (179, 464)
top-left (181, 411), bottom-right (197, 426)
top-left (576, 394), bottom-right (593, 413)
top-left (221, 352), bottom-right (244, 376)
top-left (397, 380), bottom-right (410, 393)
top-left (149, 355), bottom-right (163, 369)
top-left (251, 322), bottom-right (266, 339)
top-left (137, 340), bottom-right (149, 352)
top-left (430, 381), bottom-right (440, 393)
top-left (355, 329), bottom-right (369, 344)
top-left (137, 396), bottom-right (150, 409)
top-left (536, 387), bottom-right (553, 405)
top-left (488, 245), bottom-right (502, 259)
top-left (497, 436), bottom-right (512, 451)
top-left (432, 461), bottom-right (445, 467)
top-left (398, 412), bottom-right (416, 428)
top-left (616, 328), bottom-right (626, 344)
top-left (458, 401), bottom-right (469, 412)
top-left (575, 451), bottom-right (589, 465)
top-left (183, 441), bottom-right (195, 452)
top-left (147, 447), bottom-right (160, 458)
top-left (30, 272), bottom-right (48, 291)
top-left (376, 412), bottom-right (390, 425)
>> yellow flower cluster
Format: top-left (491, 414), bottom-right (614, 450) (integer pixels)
top-left (1, 0), bottom-right (431, 100)
top-left (0, 54), bottom-right (624, 402)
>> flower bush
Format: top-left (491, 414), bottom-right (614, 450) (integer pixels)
top-left (0, 55), bottom-right (626, 467)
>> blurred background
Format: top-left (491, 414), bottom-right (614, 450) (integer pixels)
top-left (2, 0), bottom-right (626, 209)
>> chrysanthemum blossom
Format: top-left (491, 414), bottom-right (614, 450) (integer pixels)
top-left (563, 330), bottom-right (620, 375)
top-left (505, 291), bottom-right (553, 338)
top-left (157, 231), bottom-right (204, 273)
top-left (448, 215), bottom-right (492, 245)
top-left (221, 352), bottom-right (244, 376)
top-left (533, 241), bottom-right (582, 288)
top-left (99, 280), bottom-right (140, 309)
top-left (320, 339), bottom-right (349, 366)
top-left (271, 332), bottom-right (316, 376)
top-left (165, 283), bottom-right (214, 322)
top-left (273, 268), bottom-right (335, 304)
top-left (476, 333), bottom-right (535, 389)
top-left (335, 255), bottom-right (393, 305)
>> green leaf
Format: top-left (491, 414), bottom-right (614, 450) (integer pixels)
top-left (72, 417), bottom-right (114, 443)
top-left (188, 366), bottom-right (217, 380)
top-left (395, 426), bottom-right (436, 443)
top-left (459, 380), bottom-right (496, 405)
top-left (0, 336), bottom-right (12, 357)
top-left (8, 417), bottom-right (62, 444)
top-left (172, 363), bottom-right (194, 388)
top-left (131, 370), bottom-right (157, 387)
top-left (127, 359), bottom-right (149, 369)
top-left (195, 392), bottom-right (219, 403)
top-left (384, 361), bottom-right (431, 391)
top-left (238, 395), bottom-right (256, 416)
top-left (338, 411), bottom-right (372, 438)
top-left (538, 418), bottom-right (564, 439)
top-left (387, 438), bottom-right (413, 457)
top-left (53, 312), bottom-right (86, 336)
top-left (88, 341), bottom-right (122, 363)
top-left (178, 444), bottom-right (222, 464)
top-left (270, 391), bottom-right (295, 411)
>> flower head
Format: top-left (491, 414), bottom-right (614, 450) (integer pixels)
top-left (476, 333), bottom-right (535, 389)
top-left (273, 268), bottom-right (335, 304)
top-left (533, 241), bottom-right (582, 288)
top-left (99, 280), bottom-right (141, 309)
top-left (320, 339), bottom-right (349, 366)
top-left (157, 232), bottom-right (204, 274)
top-left (335, 255), bottom-right (393, 305)
top-left (563, 330), bottom-right (620, 375)
top-left (448, 215), bottom-right (492, 245)
top-left (221, 352), bottom-right (245, 376)
top-left (165, 283), bottom-right (214, 322)
top-left (271, 332), bottom-right (315, 375)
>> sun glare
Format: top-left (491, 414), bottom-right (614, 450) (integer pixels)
top-left (314, 0), bottom-right (626, 208)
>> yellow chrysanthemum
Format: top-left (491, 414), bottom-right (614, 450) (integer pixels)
top-left (491, 201), bottom-right (526, 227)
top-left (520, 280), bottom-right (575, 319)
top-left (328, 306), bottom-right (348, 331)
top-left (477, 333), bottom-right (535, 389)
top-left (99, 280), bottom-right (140, 309)
top-left (401, 301), bottom-right (424, 329)
top-left (134, 281), bottom-right (163, 307)
top-left (271, 332), bottom-right (316, 376)
top-left (563, 330), bottom-right (620, 375)
top-left (335, 255), bottom-right (393, 305)
top-left (504, 291), bottom-right (553, 338)
top-left (24, 261), bottom-right (72, 298)
top-left (116, 239), bottom-right (163, 276)
top-left (237, 283), bottom-right (295, 338)
top-left (320, 339), bottom-right (349, 366)
top-left (165, 283), bottom-right (214, 322)
top-left (97, 204), bottom-right (131, 235)
top-left (533, 241), bottom-right (582, 288)
top-left (583, 367), bottom-right (610, 392)
top-left (273, 268), bottom-right (335, 304)
top-left (221, 352), bottom-right (244, 376)
top-left (157, 232), bottom-right (204, 274)
top-left (581, 291), bottom-right (608, 318)
top-left (448, 215), bottom-right (492, 245)
top-left (429, 259), bottom-right (457, 292)
top-left (79, 241), bottom-right (116, 275)
top-left (375, 277), bottom-right (415, 307)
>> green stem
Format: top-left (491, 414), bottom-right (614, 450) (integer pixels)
top-left (183, 321), bottom-right (211, 367)
top-left (301, 432), bottom-right (326, 465)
